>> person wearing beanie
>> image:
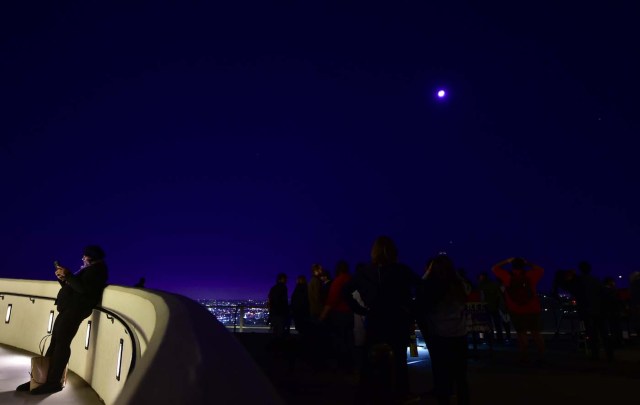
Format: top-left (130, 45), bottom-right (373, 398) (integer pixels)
top-left (16, 245), bottom-right (109, 395)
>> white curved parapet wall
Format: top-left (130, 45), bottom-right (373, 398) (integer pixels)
top-left (0, 279), bottom-right (283, 405)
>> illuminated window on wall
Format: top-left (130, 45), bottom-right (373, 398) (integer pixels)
top-left (5, 304), bottom-right (12, 323)
top-left (47, 311), bottom-right (55, 333)
top-left (116, 338), bottom-right (124, 381)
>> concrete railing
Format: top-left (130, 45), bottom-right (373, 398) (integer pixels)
top-left (0, 278), bottom-right (283, 405)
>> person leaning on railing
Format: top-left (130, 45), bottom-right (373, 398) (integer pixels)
top-left (17, 245), bottom-right (109, 395)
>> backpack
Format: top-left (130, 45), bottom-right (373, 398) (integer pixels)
top-left (507, 272), bottom-right (534, 305)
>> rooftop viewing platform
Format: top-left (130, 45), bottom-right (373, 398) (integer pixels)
top-left (2, 279), bottom-right (639, 404)
top-left (0, 279), bottom-right (283, 405)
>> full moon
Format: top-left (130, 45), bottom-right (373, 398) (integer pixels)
top-left (437, 90), bottom-right (446, 98)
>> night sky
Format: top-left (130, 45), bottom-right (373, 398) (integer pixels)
top-left (2, 2), bottom-right (639, 299)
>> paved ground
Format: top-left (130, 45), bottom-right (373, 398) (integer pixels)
top-left (0, 344), bottom-right (102, 405)
top-left (235, 333), bottom-right (640, 405)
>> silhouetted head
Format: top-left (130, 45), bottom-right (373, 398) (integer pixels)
top-left (427, 255), bottom-right (468, 303)
top-left (578, 261), bottom-right (591, 274)
top-left (371, 236), bottom-right (398, 266)
top-left (428, 254), bottom-right (456, 280)
top-left (478, 272), bottom-right (489, 282)
top-left (511, 257), bottom-right (526, 270)
top-left (334, 260), bottom-right (349, 277)
top-left (276, 273), bottom-right (287, 283)
top-left (311, 263), bottom-right (323, 277)
top-left (296, 275), bottom-right (307, 285)
top-left (83, 245), bottom-right (105, 263)
top-left (603, 276), bottom-right (615, 288)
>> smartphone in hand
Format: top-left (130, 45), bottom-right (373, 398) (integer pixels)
top-left (54, 261), bottom-right (66, 281)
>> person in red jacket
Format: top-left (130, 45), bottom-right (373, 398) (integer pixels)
top-left (320, 260), bottom-right (354, 372)
top-left (492, 257), bottom-right (545, 363)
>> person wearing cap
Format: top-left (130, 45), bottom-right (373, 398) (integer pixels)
top-left (17, 245), bottom-right (109, 395)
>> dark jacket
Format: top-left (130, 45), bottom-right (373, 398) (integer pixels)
top-left (478, 279), bottom-right (503, 313)
top-left (344, 263), bottom-right (420, 345)
top-left (308, 276), bottom-right (323, 318)
top-left (55, 260), bottom-right (108, 312)
top-left (268, 282), bottom-right (289, 316)
top-left (602, 285), bottom-right (622, 318)
top-left (421, 273), bottom-right (471, 338)
top-left (291, 283), bottom-right (310, 318)
top-left (567, 274), bottom-right (604, 317)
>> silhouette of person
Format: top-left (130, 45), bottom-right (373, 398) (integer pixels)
top-left (422, 254), bottom-right (471, 405)
top-left (291, 275), bottom-right (310, 335)
top-left (564, 261), bottom-right (613, 360)
top-left (602, 276), bottom-right (623, 348)
top-left (492, 257), bottom-right (545, 363)
top-left (134, 277), bottom-right (146, 288)
top-left (477, 271), bottom-right (508, 343)
top-left (308, 264), bottom-right (324, 320)
top-left (344, 236), bottom-right (421, 404)
top-left (17, 245), bottom-right (109, 395)
top-left (268, 273), bottom-right (290, 338)
top-left (319, 260), bottom-right (354, 372)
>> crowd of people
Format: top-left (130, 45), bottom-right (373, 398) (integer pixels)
top-left (552, 262), bottom-right (638, 361)
top-left (267, 236), bottom-right (640, 405)
top-left (13, 240), bottom-right (639, 403)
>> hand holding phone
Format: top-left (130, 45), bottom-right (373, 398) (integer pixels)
top-left (54, 261), bottom-right (67, 281)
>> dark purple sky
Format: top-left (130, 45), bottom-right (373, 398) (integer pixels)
top-left (2, 2), bottom-right (639, 299)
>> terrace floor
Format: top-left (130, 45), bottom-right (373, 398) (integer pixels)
top-left (0, 344), bottom-right (102, 405)
top-left (2, 332), bottom-right (639, 405)
top-left (235, 332), bottom-right (640, 405)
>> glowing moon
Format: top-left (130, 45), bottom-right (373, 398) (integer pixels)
top-left (437, 90), bottom-right (446, 98)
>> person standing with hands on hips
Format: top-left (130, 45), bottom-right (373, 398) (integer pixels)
top-left (17, 245), bottom-right (109, 395)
